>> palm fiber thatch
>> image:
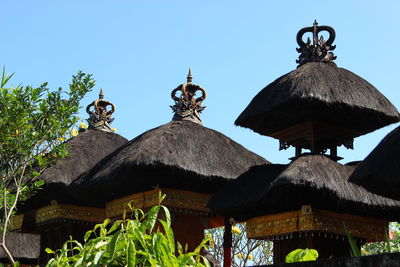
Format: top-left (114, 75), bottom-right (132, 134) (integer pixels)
top-left (349, 126), bottom-right (400, 200)
top-left (18, 129), bottom-right (128, 212)
top-left (236, 62), bottom-right (399, 136)
top-left (72, 120), bottom-right (268, 206)
top-left (209, 155), bottom-right (400, 221)
top-left (0, 233), bottom-right (40, 264)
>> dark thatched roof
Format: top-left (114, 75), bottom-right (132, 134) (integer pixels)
top-left (236, 62), bottom-right (399, 136)
top-left (18, 129), bottom-right (128, 212)
top-left (72, 120), bottom-right (268, 206)
top-left (0, 233), bottom-right (40, 264)
top-left (349, 126), bottom-right (400, 200)
top-left (209, 154), bottom-right (400, 221)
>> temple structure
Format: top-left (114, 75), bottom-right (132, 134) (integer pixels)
top-left (235, 21), bottom-right (398, 160)
top-left (8, 72), bottom-right (267, 265)
top-left (209, 21), bottom-right (400, 263)
top-left (5, 22), bottom-right (400, 267)
top-left (70, 70), bottom-right (267, 252)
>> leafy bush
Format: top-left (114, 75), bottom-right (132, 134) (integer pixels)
top-left (0, 69), bottom-right (93, 264)
top-left (45, 194), bottom-right (210, 267)
top-left (362, 222), bottom-right (400, 255)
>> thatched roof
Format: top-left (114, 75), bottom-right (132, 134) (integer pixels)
top-left (18, 129), bottom-right (128, 212)
top-left (209, 154), bottom-right (400, 221)
top-left (72, 120), bottom-right (268, 206)
top-left (349, 126), bottom-right (400, 200)
top-left (236, 62), bottom-right (399, 137)
top-left (0, 233), bottom-right (40, 264)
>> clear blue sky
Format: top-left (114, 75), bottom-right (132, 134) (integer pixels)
top-left (2, 1), bottom-right (400, 164)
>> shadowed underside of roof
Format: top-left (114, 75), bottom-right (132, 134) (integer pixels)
top-left (349, 126), bottom-right (400, 200)
top-left (71, 120), bottom-right (268, 206)
top-left (209, 155), bottom-right (400, 221)
top-left (236, 62), bottom-right (399, 136)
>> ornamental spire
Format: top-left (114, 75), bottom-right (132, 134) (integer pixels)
top-left (187, 68), bottom-right (193, 83)
top-left (296, 20), bottom-right (337, 66)
top-left (86, 89), bottom-right (116, 132)
top-left (170, 69), bottom-right (206, 124)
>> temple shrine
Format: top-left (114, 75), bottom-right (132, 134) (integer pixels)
top-left (209, 21), bottom-right (400, 263)
top-left (3, 21), bottom-right (400, 267)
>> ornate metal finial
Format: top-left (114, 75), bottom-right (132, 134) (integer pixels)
top-left (86, 89), bottom-right (116, 132)
top-left (187, 68), bottom-right (193, 83)
top-left (296, 20), bottom-right (337, 66)
top-left (170, 69), bottom-right (206, 124)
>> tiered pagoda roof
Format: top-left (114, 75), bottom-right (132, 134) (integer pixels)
top-left (72, 70), bottom-right (268, 206)
top-left (349, 126), bottom-right (400, 200)
top-left (209, 154), bottom-right (400, 221)
top-left (208, 22), bottom-right (400, 262)
top-left (235, 21), bottom-right (399, 157)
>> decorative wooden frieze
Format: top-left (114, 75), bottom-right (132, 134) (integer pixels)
top-left (106, 188), bottom-right (213, 218)
top-left (9, 214), bottom-right (24, 231)
top-left (35, 204), bottom-right (105, 224)
top-left (272, 121), bottom-right (358, 153)
top-left (246, 205), bottom-right (386, 241)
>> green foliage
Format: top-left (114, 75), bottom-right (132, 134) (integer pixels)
top-left (45, 199), bottom-right (210, 267)
top-left (0, 67), bottom-right (93, 264)
top-left (285, 248), bottom-right (318, 263)
top-left (0, 262), bottom-right (20, 267)
top-left (343, 222), bottom-right (361, 257)
top-left (205, 223), bottom-right (273, 266)
top-left (0, 68), bottom-right (94, 187)
top-left (0, 68), bottom-right (93, 220)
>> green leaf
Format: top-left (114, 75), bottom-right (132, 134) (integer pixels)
top-left (93, 250), bottom-right (105, 265)
top-left (159, 219), bottom-right (175, 252)
top-left (141, 205), bottom-right (160, 233)
top-left (127, 240), bottom-right (136, 267)
top-left (45, 248), bottom-right (55, 254)
top-left (343, 222), bottom-right (361, 257)
top-left (107, 230), bottom-right (121, 260)
top-left (107, 220), bottom-right (121, 234)
top-left (301, 249), bottom-right (318, 261)
top-left (84, 230), bottom-right (93, 242)
top-left (285, 248), bottom-right (318, 263)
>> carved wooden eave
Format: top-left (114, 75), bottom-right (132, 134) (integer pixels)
top-left (246, 205), bottom-right (387, 242)
top-left (272, 120), bottom-right (358, 158)
top-left (106, 188), bottom-right (214, 219)
top-left (35, 204), bottom-right (105, 226)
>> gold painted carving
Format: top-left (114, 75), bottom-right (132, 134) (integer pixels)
top-left (106, 188), bottom-right (212, 218)
top-left (10, 214), bottom-right (24, 231)
top-left (246, 205), bottom-right (386, 241)
top-left (35, 204), bottom-right (105, 224)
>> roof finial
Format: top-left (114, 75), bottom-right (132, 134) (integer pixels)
top-left (296, 20), bottom-right (337, 66)
top-left (187, 68), bottom-right (193, 83)
top-left (170, 69), bottom-right (206, 124)
top-left (86, 89), bottom-right (116, 132)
